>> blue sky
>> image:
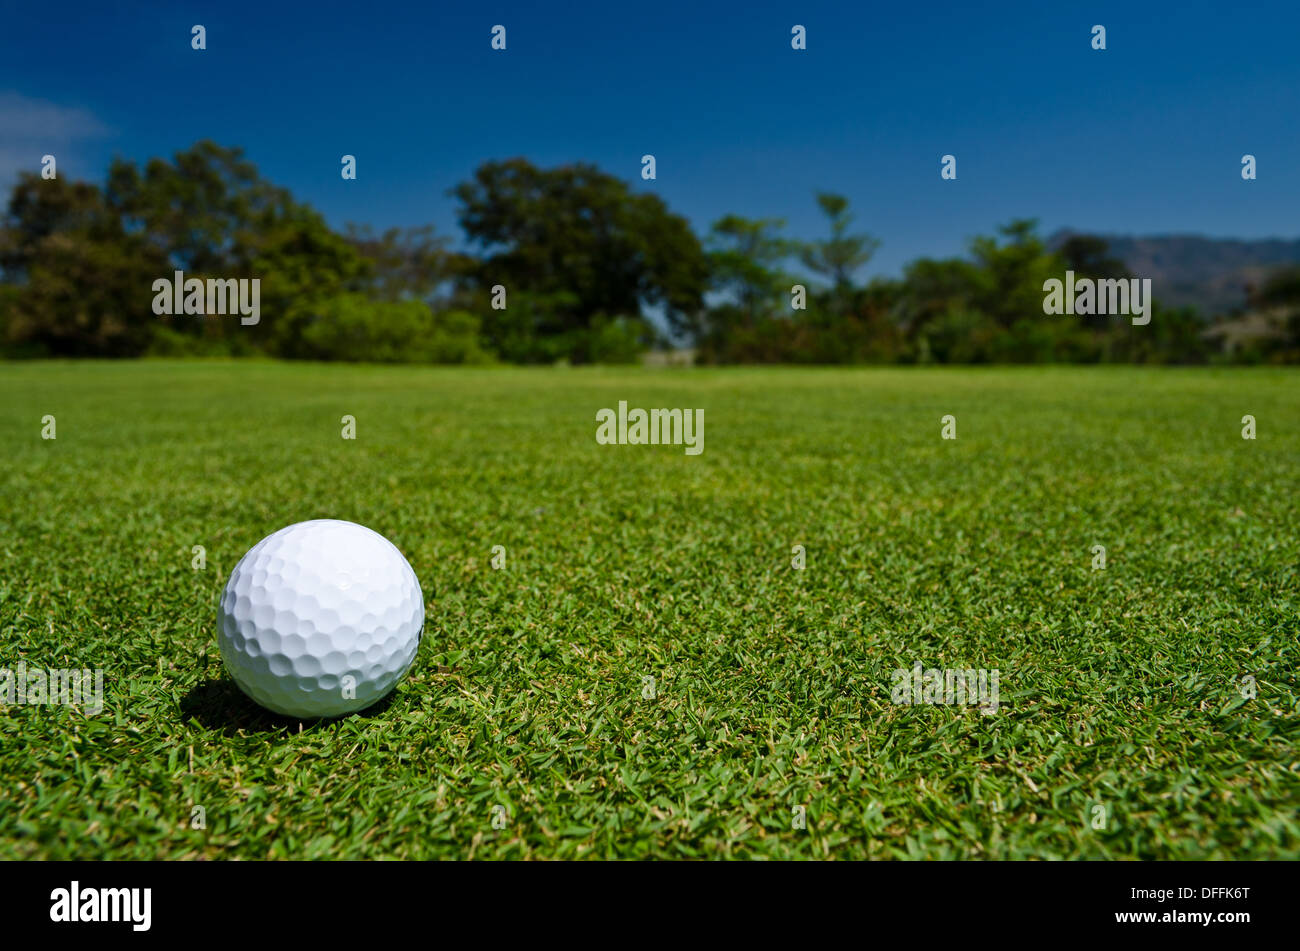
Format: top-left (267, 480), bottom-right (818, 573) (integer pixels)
top-left (2, 0), bottom-right (1298, 277)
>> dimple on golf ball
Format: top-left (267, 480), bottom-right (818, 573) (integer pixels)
top-left (217, 519), bottom-right (424, 718)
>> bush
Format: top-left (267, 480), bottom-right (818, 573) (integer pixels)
top-left (297, 294), bottom-right (491, 364)
top-left (585, 314), bottom-right (649, 364)
top-left (919, 307), bottom-right (1000, 363)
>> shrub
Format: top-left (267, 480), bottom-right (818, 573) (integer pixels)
top-left (297, 294), bottom-right (491, 364)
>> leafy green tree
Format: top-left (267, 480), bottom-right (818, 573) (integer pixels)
top-left (451, 158), bottom-right (708, 362)
top-left (2, 176), bottom-right (118, 277)
top-left (1057, 234), bottom-right (1130, 280)
top-left (1056, 234), bottom-right (1134, 345)
top-left (106, 140), bottom-right (288, 275)
top-left (0, 174), bottom-right (165, 356)
top-left (344, 224), bottom-right (466, 302)
top-left (968, 219), bottom-right (1063, 329)
top-left (106, 141), bottom-right (370, 356)
top-left (707, 215), bottom-right (793, 326)
top-left (246, 211), bottom-right (371, 357)
top-left (898, 257), bottom-right (982, 342)
top-left (900, 222), bottom-right (1097, 362)
top-left (798, 192), bottom-right (880, 293)
top-left (790, 279), bottom-right (904, 364)
top-left (692, 215), bottom-right (798, 362)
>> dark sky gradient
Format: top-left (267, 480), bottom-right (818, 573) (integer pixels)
top-left (3, 0), bottom-right (1298, 276)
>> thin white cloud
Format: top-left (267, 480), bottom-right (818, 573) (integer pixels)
top-left (0, 91), bottom-right (109, 139)
top-left (0, 91), bottom-right (111, 188)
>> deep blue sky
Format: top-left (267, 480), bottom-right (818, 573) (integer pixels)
top-left (2, 0), bottom-right (1298, 277)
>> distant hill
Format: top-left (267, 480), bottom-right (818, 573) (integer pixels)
top-left (1047, 231), bottom-right (1300, 318)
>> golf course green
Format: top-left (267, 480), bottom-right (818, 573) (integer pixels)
top-left (1, 360), bottom-right (1296, 859)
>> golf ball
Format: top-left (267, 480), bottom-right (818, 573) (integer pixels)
top-left (217, 519), bottom-right (424, 718)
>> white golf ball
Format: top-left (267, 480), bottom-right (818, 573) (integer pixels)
top-left (217, 519), bottom-right (424, 718)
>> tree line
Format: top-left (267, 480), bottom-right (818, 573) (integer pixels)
top-left (2, 141), bottom-right (1297, 363)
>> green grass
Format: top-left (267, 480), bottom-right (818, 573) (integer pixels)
top-left (1, 360), bottom-right (1297, 859)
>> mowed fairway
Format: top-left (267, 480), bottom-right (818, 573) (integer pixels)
top-left (1, 360), bottom-right (1297, 859)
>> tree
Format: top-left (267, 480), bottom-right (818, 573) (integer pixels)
top-left (106, 140), bottom-right (291, 276)
top-left (707, 215), bottom-right (793, 327)
top-left (790, 278), bottom-right (904, 364)
top-left (243, 209), bottom-right (371, 357)
top-left (104, 142), bottom-right (373, 356)
top-left (451, 158), bottom-right (708, 362)
top-left (1057, 234), bottom-right (1130, 281)
top-left (898, 257), bottom-right (982, 340)
top-left (0, 174), bottom-right (165, 356)
top-left (1056, 234), bottom-right (1133, 344)
top-left (344, 224), bottom-right (465, 303)
top-left (693, 215), bottom-right (797, 362)
top-left (798, 192), bottom-right (880, 293)
top-left (968, 219), bottom-right (1063, 329)
top-left (1, 176), bottom-right (118, 278)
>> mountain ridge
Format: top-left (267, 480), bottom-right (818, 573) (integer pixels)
top-left (1046, 230), bottom-right (1300, 317)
